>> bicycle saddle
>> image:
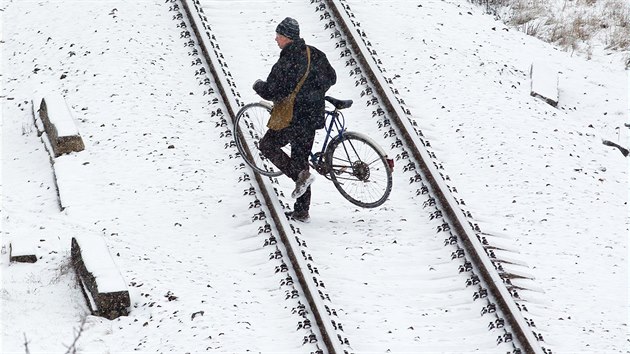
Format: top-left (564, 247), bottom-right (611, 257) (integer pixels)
top-left (325, 96), bottom-right (353, 110)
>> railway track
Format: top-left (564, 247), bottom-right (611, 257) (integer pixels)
top-left (174, 0), bottom-right (550, 353)
top-left (174, 1), bottom-right (346, 352)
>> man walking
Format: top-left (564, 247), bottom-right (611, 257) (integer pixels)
top-left (253, 17), bottom-right (337, 222)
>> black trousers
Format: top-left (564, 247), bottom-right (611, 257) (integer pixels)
top-left (259, 125), bottom-right (316, 214)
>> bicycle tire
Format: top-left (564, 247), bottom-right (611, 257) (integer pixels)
top-left (326, 131), bottom-right (393, 208)
top-left (233, 102), bottom-right (284, 177)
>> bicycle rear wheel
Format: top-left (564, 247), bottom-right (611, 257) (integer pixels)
top-left (326, 132), bottom-right (393, 208)
top-left (233, 102), bottom-right (283, 177)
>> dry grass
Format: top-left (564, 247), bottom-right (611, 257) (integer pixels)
top-left (469, 0), bottom-right (630, 67)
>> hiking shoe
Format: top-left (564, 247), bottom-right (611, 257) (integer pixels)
top-left (285, 210), bottom-right (310, 223)
top-left (291, 170), bottom-right (315, 199)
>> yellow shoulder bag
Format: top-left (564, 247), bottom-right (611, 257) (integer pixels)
top-left (268, 47), bottom-right (311, 131)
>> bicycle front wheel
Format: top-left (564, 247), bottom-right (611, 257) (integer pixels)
top-left (326, 132), bottom-right (393, 208)
top-left (233, 102), bottom-right (283, 177)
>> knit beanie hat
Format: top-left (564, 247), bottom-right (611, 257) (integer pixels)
top-left (276, 17), bottom-right (300, 40)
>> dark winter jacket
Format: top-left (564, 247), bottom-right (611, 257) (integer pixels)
top-left (253, 38), bottom-right (337, 129)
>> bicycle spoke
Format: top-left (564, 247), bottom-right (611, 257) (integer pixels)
top-left (327, 133), bottom-right (393, 208)
top-left (334, 177), bottom-right (385, 203)
top-left (234, 103), bottom-right (283, 177)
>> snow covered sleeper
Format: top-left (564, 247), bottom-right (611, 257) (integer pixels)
top-left (529, 61), bottom-right (559, 107)
top-left (37, 94), bottom-right (85, 157)
top-left (71, 236), bottom-right (130, 320)
top-left (9, 237), bottom-right (38, 263)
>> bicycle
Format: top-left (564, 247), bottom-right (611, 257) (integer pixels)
top-left (233, 96), bottom-right (393, 208)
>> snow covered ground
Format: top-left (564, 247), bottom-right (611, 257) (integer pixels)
top-left (1, 0), bottom-right (628, 353)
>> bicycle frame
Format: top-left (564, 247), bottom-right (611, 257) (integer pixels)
top-left (310, 109), bottom-right (346, 167)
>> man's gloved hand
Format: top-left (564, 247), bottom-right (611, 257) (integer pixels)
top-left (252, 79), bottom-right (264, 91)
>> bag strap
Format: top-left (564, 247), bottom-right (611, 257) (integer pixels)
top-left (292, 47), bottom-right (311, 95)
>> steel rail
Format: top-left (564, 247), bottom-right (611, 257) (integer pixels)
top-left (322, 0), bottom-right (545, 353)
top-left (179, 1), bottom-right (347, 353)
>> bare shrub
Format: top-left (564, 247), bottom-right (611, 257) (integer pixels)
top-left (607, 26), bottom-right (630, 50)
top-left (571, 14), bottom-right (592, 41)
top-left (469, 0), bottom-right (512, 14)
top-left (508, 0), bottom-right (546, 25)
top-left (50, 255), bottom-right (73, 285)
top-left (23, 333), bottom-right (31, 354)
top-left (522, 19), bottom-right (544, 36)
top-left (604, 0), bottom-right (630, 25)
top-left (63, 317), bottom-right (87, 354)
top-left (548, 19), bottom-right (580, 50)
top-left (22, 316), bottom-right (87, 354)
top-left (576, 0), bottom-right (598, 6)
